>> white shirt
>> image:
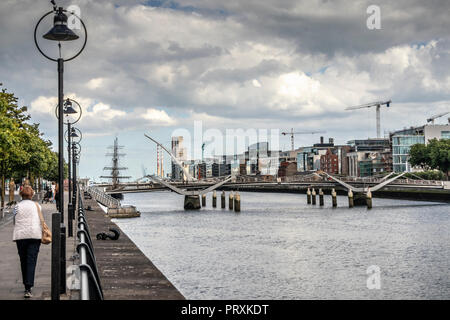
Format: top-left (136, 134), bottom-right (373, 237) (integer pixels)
top-left (13, 200), bottom-right (42, 241)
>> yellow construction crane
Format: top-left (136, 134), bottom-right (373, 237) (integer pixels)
top-left (281, 129), bottom-right (326, 151)
top-left (345, 100), bottom-right (391, 138)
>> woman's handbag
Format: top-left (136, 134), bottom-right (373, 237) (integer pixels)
top-left (35, 202), bottom-right (52, 244)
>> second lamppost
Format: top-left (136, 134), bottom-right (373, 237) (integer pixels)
top-left (58, 98), bottom-right (82, 237)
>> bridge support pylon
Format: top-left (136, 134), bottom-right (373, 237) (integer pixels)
top-left (184, 195), bottom-right (201, 210)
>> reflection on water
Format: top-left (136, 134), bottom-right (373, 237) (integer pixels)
top-left (113, 191), bottom-right (450, 299)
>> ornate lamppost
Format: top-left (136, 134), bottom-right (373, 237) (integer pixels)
top-left (57, 99), bottom-right (82, 237)
top-left (34, 0), bottom-right (87, 300)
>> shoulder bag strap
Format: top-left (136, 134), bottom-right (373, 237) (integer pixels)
top-left (34, 202), bottom-right (45, 227)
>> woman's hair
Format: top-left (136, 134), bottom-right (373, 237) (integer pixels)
top-left (20, 186), bottom-right (34, 200)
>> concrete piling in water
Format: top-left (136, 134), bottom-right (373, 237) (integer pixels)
top-left (319, 188), bottom-right (324, 206)
top-left (202, 194), bottom-right (206, 207)
top-left (229, 191), bottom-right (234, 210)
top-left (307, 188), bottom-right (311, 204)
top-left (348, 189), bottom-right (354, 208)
top-left (311, 188), bottom-right (316, 205)
top-left (212, 190), bottom-right (217, 208)
top-left (234, 191), bottom-right (241, 212)
top-left (221, 191), bottom-right (226, 209)
top-left (184, 195), bottom-right (201, 210)
top-left (331, 188), bottom-right (337, 208)
top-left (366, 188), bottom-right (372, 209)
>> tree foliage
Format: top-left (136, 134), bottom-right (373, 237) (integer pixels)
top-left (0, 84), bottom-right (67, 205)
top-left (409, 138), bottom-right (450, 180)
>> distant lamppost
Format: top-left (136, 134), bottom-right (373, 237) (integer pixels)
top-left (72, 140), bottom-right (82, 198)
top-left (59, 98), bottom-right (82, 202)
top-left (57, 98), bottom-right (82, 238)
top-left (34, 0), bottom-right (87, 300)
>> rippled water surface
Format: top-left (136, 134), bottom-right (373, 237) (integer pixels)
top-left (114, 191), bottom-right (450, 299)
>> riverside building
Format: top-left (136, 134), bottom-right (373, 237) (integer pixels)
top-left (390, 123), bottom-right (450, 172)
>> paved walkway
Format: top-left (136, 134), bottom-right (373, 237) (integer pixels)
top-left (0, 192), bottom-right (75, 300)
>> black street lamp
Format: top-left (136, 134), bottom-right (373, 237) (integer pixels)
top-left (72, 140), bottom-right (82, 202)
top-left (34, 1), bottom-right (87, 300)
top-left (70, 131), bottom-right (82, 215)
top-left (58, 98), bottom-right (82, 204)
top-left (58, 98), bottom-right (82, 238)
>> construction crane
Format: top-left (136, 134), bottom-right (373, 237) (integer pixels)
top-left (345, 100), bottom-right (391, 138)
top-left (427, 111), bottom-right (449, 124)
top-left (281, 129), bottom-right (327, 151)
top-left (201, 142), bottom-right (206, 162)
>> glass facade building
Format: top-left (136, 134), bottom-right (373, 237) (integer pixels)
top-left (392, 135), bottom-right (425, 172)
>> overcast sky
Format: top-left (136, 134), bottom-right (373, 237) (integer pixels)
top-left (1, 0), bottom-right (450, 180)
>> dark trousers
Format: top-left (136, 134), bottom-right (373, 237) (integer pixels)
top-left (16, 239), bottom-right (41, 290)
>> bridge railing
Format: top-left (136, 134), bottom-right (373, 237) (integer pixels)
top-left (281, 174), bottom-right (443, 186)
top-left (87, 186), bottom-right (120, 208)
top-left (340, 176), bottom-right (443, 186)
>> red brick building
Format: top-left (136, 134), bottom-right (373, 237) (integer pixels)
top-left (320, 148), bottom-right (339, 174)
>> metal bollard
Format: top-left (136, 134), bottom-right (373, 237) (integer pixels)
top-left (366, 188), bottom-right (372, 209)
top-left (60, 223), bottom-right (66, 294)
top-left (68, 203), bottom-right (73, 237)
top-left (331, 188), bottom-right (337, 208)
top-left (234, 191), bottom-right (241, 212)
top-left (51, 213), bottom-right (61, 300)
top-left (307, 188), bottom-right (311, 204)
top-left (221, 191), bottom-right (226, 209)
top-left (348, 189), bottom-right (354, 208)
top-left (212, 190), bottom-right (217, 208)
top-left (319, 189), bottom-right (324, 206)
top-left (311, 188), bottom-right (316, 205)
top-left (229, 191), bottom-right (234, 210)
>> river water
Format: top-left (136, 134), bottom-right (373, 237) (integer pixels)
top-left (113, 191), bottom-right (450, 299)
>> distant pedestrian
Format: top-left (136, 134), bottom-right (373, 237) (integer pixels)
top-left (9, 178), bottom-right (16, 203)
top-left (12, 186), bottom-right (42, 298)
top-left (54, 183), bottom-right (59, 211)
top-left (51, 182), bottom-right (56, 203)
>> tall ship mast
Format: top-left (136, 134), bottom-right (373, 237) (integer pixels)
top-left (100, 137), bottom-right (131, 198)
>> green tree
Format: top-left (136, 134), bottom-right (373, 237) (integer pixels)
top-left (42, 151), bottom-right (68, 182)
top-left (409, 143), bottom-right (431, 169)
top-left (0, 85), bottom-right (29, 206)
top-left (0, 84), bottom-right (68, 206)
top-left (428, 138), bottom-right (450, 180)
top-left (409, 139), bottom-right (450, 180)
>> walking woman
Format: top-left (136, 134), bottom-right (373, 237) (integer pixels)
top-left (12, 186), bottom-right (42, 298)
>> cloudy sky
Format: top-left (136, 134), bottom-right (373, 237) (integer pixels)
top-left (1, 0), bottom-right (450, 180)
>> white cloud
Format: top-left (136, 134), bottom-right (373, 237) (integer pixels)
top-left (86, 77), bottom-right (105, 90)
top-left (29, 96), bottom-right (57, 115)
top-left (142, 108), bottom-right (176, 126)
top-left (252, 79), bottom-right (261, 87)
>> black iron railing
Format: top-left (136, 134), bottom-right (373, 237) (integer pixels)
top-left (77, 186), bottom-right (104, 300)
